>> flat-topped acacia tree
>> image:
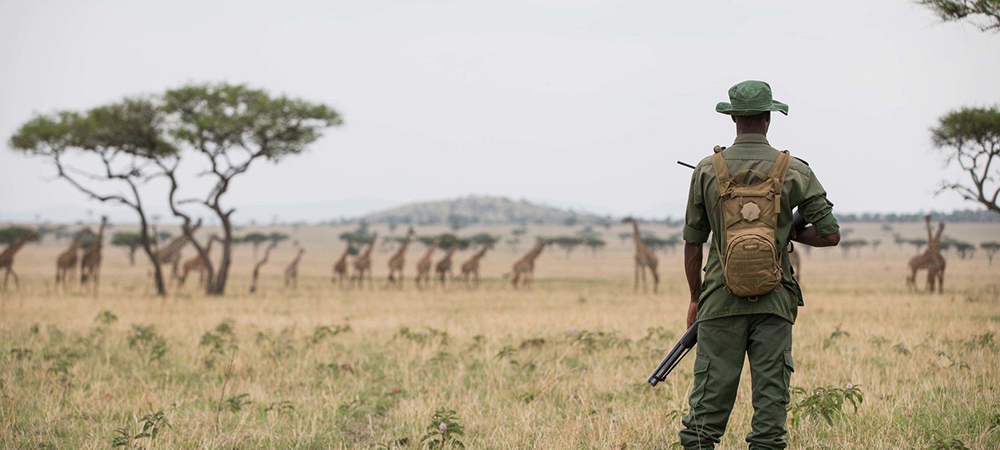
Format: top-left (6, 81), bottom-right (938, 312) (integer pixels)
top-left (111, 231), bottom-right (149, 266)
top-left (9, 98), bottom-right (176, 296)
top-left (158, 83), bottom-right (343, 295)
top-left (932, 106), bottom-right (1000, 215)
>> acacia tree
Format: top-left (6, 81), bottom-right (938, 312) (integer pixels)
top-left (981, 241), bottom-right (1000, 264)
top-left (840, 239), bottom-right (869, 258)
top-left (158, 83), bottom-right (342, 295)
top-left (269, 232), bottom-right (291, 246)
top-left (111, 231), bottom-right (151, 265)
top-left (583, 237), bottom-right (606, 256)
top-left (418, 234), bottom-right (469, 250)
top-left (0, 227), bottom-right (41, 245)
top-left (237, 232), bottom-right (269, 258)
top-left (932, 106), bottom-right (1000, 214)
top-left (551, 236), bottom-right (583, 258)
top-left (9, 98), bottom-right (175, 295)
top-left (917, 0), bottom-right (1000, 32)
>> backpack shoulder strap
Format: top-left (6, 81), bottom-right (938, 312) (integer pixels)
top-left (711, 150), bottom-right (734, 194)
top-left (769, 150), bottom-right (793, 187)
top-left (768, 151), bottom-right (793, 230)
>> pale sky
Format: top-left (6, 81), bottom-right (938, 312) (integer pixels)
top-left (1, 0), bottom-right (998, 223)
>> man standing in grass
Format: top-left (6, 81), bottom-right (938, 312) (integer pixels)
top-left (679, 80), bottom-right (841, 449)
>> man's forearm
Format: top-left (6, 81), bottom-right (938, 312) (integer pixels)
top-left (792, 227), bottom-right (841, 248)
top-left (684, 243), bottom-right (703, 301)
top-left (683, 243), bottom-right (703, 328)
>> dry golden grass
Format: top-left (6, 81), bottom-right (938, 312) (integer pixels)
top-left (1, 222), bottom-right (999, 449)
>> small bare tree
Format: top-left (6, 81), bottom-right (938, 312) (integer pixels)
top-left (249, 241), bottom-right (279, 294)
top-left (982, 241), bottom-right (1000, 264)
top-left (932, 106), bottom-right (1000, 214)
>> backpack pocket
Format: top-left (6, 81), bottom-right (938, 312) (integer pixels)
top-left (722, 231), bottom-right (781, 298)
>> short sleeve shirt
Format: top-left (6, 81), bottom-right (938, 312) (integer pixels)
top-left (683, 134), bottom-right (838, 324)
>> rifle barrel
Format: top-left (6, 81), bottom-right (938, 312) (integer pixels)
top-left (648, 322), bottom-right (699, 387)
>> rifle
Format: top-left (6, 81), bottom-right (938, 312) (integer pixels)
top-left (647, 322), bottom-right (698, 387)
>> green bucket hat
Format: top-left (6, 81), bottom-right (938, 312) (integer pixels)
top-left (715, 80), bottom-right (788, 116)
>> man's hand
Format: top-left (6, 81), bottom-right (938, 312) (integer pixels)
top-left (686, 301), bottom-right (698, 329)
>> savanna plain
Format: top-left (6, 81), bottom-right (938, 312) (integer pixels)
top-left (1, 222), bottom-right (999, 449)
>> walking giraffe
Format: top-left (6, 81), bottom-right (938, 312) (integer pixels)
top-left (622, 217), bottom-right (660, 293)
top-left (435, 245), bottom-right (460, 288)
top-left (414, 238), bottom-right (439, 290)
top-left (332, 243), bottom-right (354, 288)
top-left (351, 232), bottom-right (378, 290)
top-left (0, 229), bottom-right (36, 291)
top-left (460, 242), bottom-right (493, 288)
top-left (154, 220), bottom-right (202, 280)
top-left (386, 227), bottom-right (415, 289)
top-left (80, 216), bottom-right (108, 295)
top-left (55, 228), bottom-right (92, 289)
top-left (178, 237), bottom-right (215, 287)
top-left (507, 237), bottom-right (548, 289)
top-left (284, 247), bottom-right (305, 289)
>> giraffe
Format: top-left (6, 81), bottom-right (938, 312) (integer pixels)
top-left (351, 232), bottom-right (378, 290)
top-left (178, 237), bottom-right (215, 287)
top-left (926, 252), bottom-right (946, 293)
top-left (906, 216), bottom-right (946, 293)
top-left (435, 245), bottom-right (460, 288)
top-left (55, 228), bottom-right (92, 289)
top-left (507, 237), bottom-right (548, 289)
top-left (0, 229), bottom-right (36, 291)
top-left (80, 216), bottom-right (108, 295)
top-left (622, 217), bottom-right (660, 293)
top-left (385, 227), bottom-right (416, 289)
top-left (918, 217), bottom-right (946, 293)
top-left (414, 238), bottom-right (439, 290)
top-left (332, 243), bottom-right (354, 288)
top-left (284, 247), bottom-right (305, 289)
top-left (460, 242), bottom-right (493, 288)
top-left (154, 220), bottom-right (202, 280)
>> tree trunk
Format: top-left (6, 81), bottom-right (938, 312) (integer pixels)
top-left (135, 209), bottom-right (167, 296)
top-left (128, 247), bottom-right (137, 266)
top-left (207, 210), bottom-right (234, 296)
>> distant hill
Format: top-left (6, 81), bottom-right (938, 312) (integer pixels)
top-left (359, 196), bottom-right (611, 227)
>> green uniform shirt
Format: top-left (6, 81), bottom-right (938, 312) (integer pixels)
top-left (683, 134), bottom-right (839, 324)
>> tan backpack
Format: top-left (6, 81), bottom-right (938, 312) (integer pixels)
top-left (711, 146), bottom-right (792, 299)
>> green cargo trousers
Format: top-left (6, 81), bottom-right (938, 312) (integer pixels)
top-left (678, 314), bottom-right (794, 450)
